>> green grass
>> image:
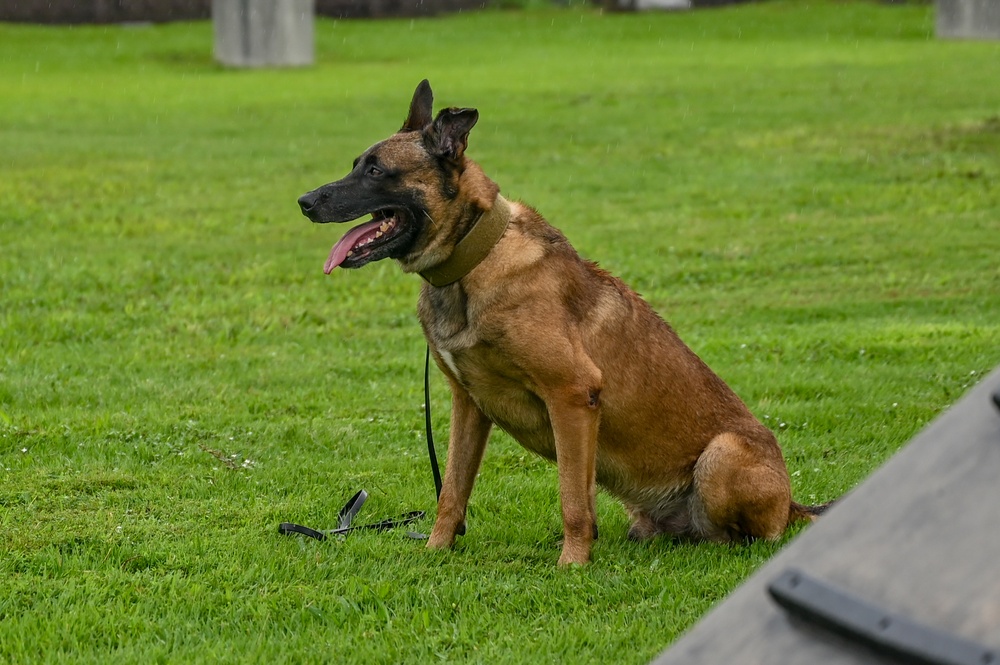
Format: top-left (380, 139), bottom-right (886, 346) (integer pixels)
top-left (2, 1), bottom-right (999, 662)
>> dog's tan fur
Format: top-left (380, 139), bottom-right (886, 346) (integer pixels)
top-left (300, 81), bottom-right (825, 565)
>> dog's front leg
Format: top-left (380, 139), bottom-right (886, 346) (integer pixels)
top-left (517, 331), bottom-right (601, 565)
top-left (546, 386), bottom-right (601, 566)
top-left (427, 377), bottom-right (492, 550)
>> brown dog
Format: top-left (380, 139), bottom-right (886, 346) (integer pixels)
top-left (298, 80), bottom-right (828, 565)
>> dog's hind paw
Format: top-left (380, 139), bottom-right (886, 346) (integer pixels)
top-left (627, 515), bottom-right (658, 542)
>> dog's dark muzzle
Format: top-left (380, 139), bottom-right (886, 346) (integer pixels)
top-left (297, 185), bottom-right (363, 224)
top-left (297, 175), bottom-right (371, 224)
top-left (297, 173), bottom-right (427, 271)
top-left (297, 173), bottom-right (420, 226)
top-left (297, 190), bottom-right (323, 217)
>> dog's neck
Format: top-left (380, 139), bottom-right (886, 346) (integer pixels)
top-left (419, 195), bottom-right (511, 288)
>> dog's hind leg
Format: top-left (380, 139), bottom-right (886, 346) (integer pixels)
top-left (626, 510), bottom-right (659, 542)
top-left (690, 431), bottom-right (791, 542)
top-left (625, 494), bottom-right (693, 542)
top-left (427, 377), bottom-right (493, 551)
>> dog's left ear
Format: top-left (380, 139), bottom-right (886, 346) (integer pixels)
top-left (425, 107), bottom-right (479, 162)
top-left (402, 79), bottom-right (434, 132)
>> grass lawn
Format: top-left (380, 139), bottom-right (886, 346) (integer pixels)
top-left (2, 1), bottom-right (999, 662)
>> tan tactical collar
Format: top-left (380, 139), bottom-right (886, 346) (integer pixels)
top-left (419, 196), bottom-right (511, 288)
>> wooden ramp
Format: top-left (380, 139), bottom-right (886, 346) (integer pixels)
top-left (653, 366), bottom-right (1000, 665)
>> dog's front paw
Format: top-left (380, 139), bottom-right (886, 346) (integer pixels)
top-left (557, 540), bottom-right (591, 566)
top-left (557, 550), bottom-right (590, 567)
top-left (426, 535), bottom-right (453, 550)
top-left (426, 521), bottom-right (460, 550)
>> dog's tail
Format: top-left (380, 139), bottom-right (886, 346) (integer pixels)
top-left (788, 499), bottom-right (837, 526)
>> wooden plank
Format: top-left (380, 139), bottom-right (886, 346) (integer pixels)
top-left (653, 365), bottom-right (1000, 664)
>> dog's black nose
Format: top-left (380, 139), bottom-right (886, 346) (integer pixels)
top-left (298, 191), bottom-right (319, 214)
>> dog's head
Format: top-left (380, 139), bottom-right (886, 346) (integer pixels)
top-left (298, 80), bottom-right (499, 275)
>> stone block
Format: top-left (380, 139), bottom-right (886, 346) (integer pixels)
top-left (213, 0), bottom-right (314, 68)
top-left (937, 0), bottom-right (1000, 40)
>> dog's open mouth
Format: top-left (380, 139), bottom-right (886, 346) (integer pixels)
top-left (324, 208), bottom-right (411, 273)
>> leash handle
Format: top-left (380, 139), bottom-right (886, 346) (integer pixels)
top-left (278, 488), bottom-right (427, 541)
top-left (425, 345), bottom-right (443, 501)
top-left (337, 489), bottom-right (368, 528)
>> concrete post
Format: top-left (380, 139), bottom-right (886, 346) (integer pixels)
top-left (213, 0), bottom-right (315, 68)
top-left (602, 0), bottom-right (690, 10)
top-left (937, 0), bottom-right (1000, 40)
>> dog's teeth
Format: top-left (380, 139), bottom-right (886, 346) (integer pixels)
top-left (347, 251), bottom-right (354, 257)
top-left (380, 222), bottom-right (389, 233)
top-left (375, 231), bottom-right (383, 239)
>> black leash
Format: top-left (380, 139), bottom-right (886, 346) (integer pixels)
top-left (278, 489), bottom-right (425, 541)
top-left (424, 345), bottom-right (442, 501)
top-left (279, 346), bottom-right (442, 541)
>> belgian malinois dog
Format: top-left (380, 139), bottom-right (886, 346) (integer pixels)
top-left (298, 80), bottom-right (828, 565)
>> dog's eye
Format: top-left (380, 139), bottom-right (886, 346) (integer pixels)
top-left (366, 165), bottom-right (384, 177)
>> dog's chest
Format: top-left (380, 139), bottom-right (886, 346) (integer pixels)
top-left (437, 348), bottom-right (462, 380)
top-left (419, 284), bottom-right (478, 381)
top-left (419, 285), bottom-right (554, 449)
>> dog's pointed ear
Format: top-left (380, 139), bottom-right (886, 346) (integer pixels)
top-left (402, 79), bottom-right (434, 132)
top-left (425, 107), bottom-right (479, 162)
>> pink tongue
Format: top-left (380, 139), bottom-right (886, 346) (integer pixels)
top-left (324, 219), bottom-right (385, 274)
